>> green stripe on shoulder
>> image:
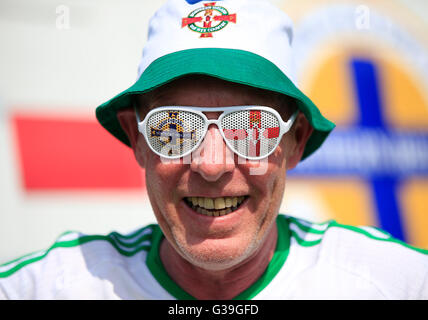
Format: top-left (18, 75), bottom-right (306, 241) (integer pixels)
top-left (330, 221), bottom-right (428, 255)
top-left (289, 230), bottom-right (323, 247)
top-left (0, 224), bottom-right (158, 278)
top-left (286, 216), bottom-right (328, 247)
top-left (284, 214), bottom-right (428, 254)
top-left (287, 216), bottom-right (331, 234)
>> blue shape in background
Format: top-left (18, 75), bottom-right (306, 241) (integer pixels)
top-left (352, 59), bottom-right (384, 128)
top-left (350, 58), bottom-right (405, 241)
top-left (372, 176), bottom-right (405, 241)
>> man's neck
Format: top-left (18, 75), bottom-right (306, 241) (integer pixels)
top-left (159, 224), bottom-right (278, 300)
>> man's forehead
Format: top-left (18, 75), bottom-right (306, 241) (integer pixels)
top-left (136, 75), bottom-right (295, 117)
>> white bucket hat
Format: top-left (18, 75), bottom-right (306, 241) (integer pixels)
top-left (96, 0), bottom-right (335, 160)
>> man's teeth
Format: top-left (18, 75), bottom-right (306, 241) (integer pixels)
top-left (186, 196), bottom-right (246, 216)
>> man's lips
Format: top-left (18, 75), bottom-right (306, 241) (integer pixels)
top-left (184, 196), bottom-right (248, 217)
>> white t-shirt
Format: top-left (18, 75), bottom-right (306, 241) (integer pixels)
top-left (1, 214), bottom-right (427, 299)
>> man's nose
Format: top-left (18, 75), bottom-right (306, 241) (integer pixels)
top-left (190, 124), bottom-right (235, 181)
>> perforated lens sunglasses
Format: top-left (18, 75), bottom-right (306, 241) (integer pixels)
top-left (135, 105), bottom-right (298, 160)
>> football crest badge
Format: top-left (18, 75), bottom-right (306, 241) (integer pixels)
top-left (182, 2), bottom-right (237, 38)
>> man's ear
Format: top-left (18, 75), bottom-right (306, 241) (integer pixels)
top-left (117, 108), bottom-right (145, 168)
top-left (286, 112), bottom-right (314, 170)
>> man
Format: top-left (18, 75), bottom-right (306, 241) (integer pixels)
top-left (0, 0), bottom-right (427, 299)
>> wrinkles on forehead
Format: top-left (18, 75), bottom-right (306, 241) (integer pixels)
top-left (135, 75), bottom-right (296, 121)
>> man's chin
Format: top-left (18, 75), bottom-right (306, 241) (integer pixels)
top-left (175, 236), bottom-right (260, 272)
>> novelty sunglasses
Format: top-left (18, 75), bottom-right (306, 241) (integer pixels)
top-left (135, 105), bottom-right (298, 160)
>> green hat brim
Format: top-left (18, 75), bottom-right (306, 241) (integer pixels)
top-left (95, 48), bottom-right (335, 160)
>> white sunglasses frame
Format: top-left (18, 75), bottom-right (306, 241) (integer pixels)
top-left (135, 105), bottom-right (298, 160)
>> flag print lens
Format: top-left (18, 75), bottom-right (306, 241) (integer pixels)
top-left (146, 110), bottom-right (205, 157)
top-left (221, 110), bottom-right (281, 158)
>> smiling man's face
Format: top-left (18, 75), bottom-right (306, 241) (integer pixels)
top-left (118, 76), bottom-right (311, 272)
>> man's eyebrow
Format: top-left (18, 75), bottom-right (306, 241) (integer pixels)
top-left (146, 90), bottom-right (176, 108)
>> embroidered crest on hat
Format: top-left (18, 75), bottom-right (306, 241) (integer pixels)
top-left (182, 2), bottom-right (236, 38)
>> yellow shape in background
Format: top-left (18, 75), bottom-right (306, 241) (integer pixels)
top-left (378, 58), bottom-right (428, 129)
top-left (302, 51), bottom-right (357, 127)
top-left (399, 179), bottom-right (428, 249)
top-left (284, 178), bottom-right (377, 227)
top-left (315, 179), bottom-right (377, 227)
